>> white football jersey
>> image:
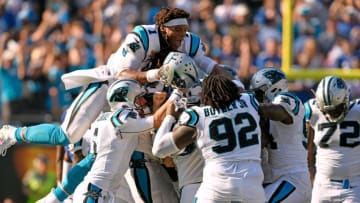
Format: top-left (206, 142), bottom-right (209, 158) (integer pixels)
top-left (178, 93), bottom-right (264, 201)
top-left (305, 98), bottom-right (360, 178)
top-left (106, 24), bottom-right (216, 76)
top-left (178, 93), bottom-right (262, 163)
top-left (83, 107), bottom-right (154, 192)
top-left (266, 92), bottom-right (308, 180)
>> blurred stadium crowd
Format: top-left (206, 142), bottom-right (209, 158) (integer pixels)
top-left (0, 0), bottom-right (359, 125)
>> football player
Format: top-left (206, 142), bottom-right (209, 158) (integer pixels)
top-left (306, 76), bottom-right (360, 202)
top-left (35, 53), bottom-right (199, 202)
top-left (0, 7), bottom-right (226, 154)
top-left (152, 82), bottom-right (203, 203)
top-left (153, 73), bottom-right (265, 202)
top-left (250, 67), bottom-right (311, 203)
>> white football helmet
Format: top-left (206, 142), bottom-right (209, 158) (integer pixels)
top-left (159, 52), bottom-right (199, 89)
top-left (315, 76), bottom-right (350, 122)
top-left (249, 67), bottom-right (288, 102)
top-left (107, 78), bottom-right (146, 111)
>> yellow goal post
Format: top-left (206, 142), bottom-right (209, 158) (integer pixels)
top-left (281, 0), bottom-right (360, 81)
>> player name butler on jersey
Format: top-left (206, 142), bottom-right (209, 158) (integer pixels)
top-left (178, 92), bottom-right (262, 162)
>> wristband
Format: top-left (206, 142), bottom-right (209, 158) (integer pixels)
top-left (168, 89), bottom-right (183, 102)
top-left (146, 69), bottom-right (160, 82)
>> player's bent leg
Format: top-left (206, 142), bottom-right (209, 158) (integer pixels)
top-left (180, 183), bottom-right (200, 203)
top-left (265, 172), bottom-right (311, 203)
top-left (145, 160), bottom-right (179, 203)
top-left (265, 180), bottom-right (296, 203)
top-left (61, 81), bottom-right (109, 143)
top-left (22, 124), bottom-right (71, 145)
top-left (196, 161), bottom-right (265, 203)
top-left (0, 82), bottom-right (108, 156)
top-left (37, 153), bottom-right (96, 203)
top-left (311, 175), bottom-right (339, 203)
top-left (116, 177), bottom-right (136, 203)
top-left (311, 174), bottom-right (360, 203)
top-left (128, 151), bottom-right (152, 203)
top-left (0, 124), bottom-right (72, 157)
top-left (127, 151), bottom-right (179, 203)
top-left (53, 153), bottom-right (96, 201)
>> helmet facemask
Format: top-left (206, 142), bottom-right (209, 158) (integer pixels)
top-left (264, 79), bottom-right (288, 102)
top-left (315, 76), bottom-right (350, 122)
top-left (133, 90), bottom-right (147, 112)
top-left (322, 103), bottom-right (348, 122)
top-left (252, 86), bottom-right (266, 103)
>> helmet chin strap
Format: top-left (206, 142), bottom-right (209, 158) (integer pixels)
top-left (325, 114), bottom-right (344, 123)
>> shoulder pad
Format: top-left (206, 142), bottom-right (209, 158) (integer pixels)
top-left (348, 99), bottom-right (360, 112)
top-left (110, 108), bottom-right (138, 127)
top-left (178, 107), bottom-right (199, 127)
top-left (187, 32), bottom-right (200, 57)
top-left (240, 92), bottom-right (259, 111)
top-left (131, 26), bottom-right (149, 57)
top-left (304, 99), bottom-right (313, 120)
top-left (273, 92), bottom-right (302, 116)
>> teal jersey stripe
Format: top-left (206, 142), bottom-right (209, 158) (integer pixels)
top-left (185, 108), bottom-right (199, 127)
top-left (304, 101), bottom-right (312, 120)
top-left (249, 94), bottom-right (259, 111)
top-left (111, 108), bottom-right (125, 127)
top-left (188, 33), bottom-right (200, 57)
top-left (132, 26), bottom-right (149, 58)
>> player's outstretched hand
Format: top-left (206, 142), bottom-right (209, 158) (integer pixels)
top-left (167, 102), bottom-right (183, 120)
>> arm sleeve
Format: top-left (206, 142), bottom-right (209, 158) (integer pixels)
top-left (272, 93), bottom-right (302, 119)
top-left (124, 115), bottom-right (154, 134)
top-left (152, 115), bottom-right (180, 158)
top-left (189, 33), bottom-right (216, 74)
top-left (193, 54), bottom-right (217, 75)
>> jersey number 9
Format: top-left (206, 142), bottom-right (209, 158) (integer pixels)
top-left (209, 112), bottom-right (259, 154)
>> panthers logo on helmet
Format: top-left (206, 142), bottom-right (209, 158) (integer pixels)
top-left (160, 52), bottom-right (199, 89)
top-left (109, 87), bottom-right (129, 102)
top-left (263, 69), bottom-right (286, 84)
top-left (250, 67), bottom-right (288, 103)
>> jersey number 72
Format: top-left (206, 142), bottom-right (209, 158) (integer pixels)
top-left (318, 121), bottom-right (360, 148)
